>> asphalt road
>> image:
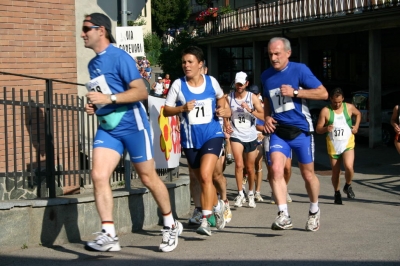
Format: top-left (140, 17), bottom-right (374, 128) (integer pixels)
top-left (1, 134), bottom-right (399, 265)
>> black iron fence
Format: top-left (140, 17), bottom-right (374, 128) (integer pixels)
top-left (0, 72), bottom-right (178, 200)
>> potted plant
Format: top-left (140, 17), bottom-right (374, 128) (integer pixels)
top-left (196, 7), bottom-right (218, 24)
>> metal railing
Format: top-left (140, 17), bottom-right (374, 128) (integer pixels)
top-left (201, 0), bottom-right (400, 36)
top-left (0, 72), bottom-right (178, 200)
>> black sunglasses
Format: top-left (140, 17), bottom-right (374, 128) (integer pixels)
top-left (82, 25), bottom-right (100, 33)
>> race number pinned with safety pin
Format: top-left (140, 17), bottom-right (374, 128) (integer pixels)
top-left (188, 99), bottom-right (213, 125)
top-left (269, 87), bottom-right (295, 113)
top-left (234, 111), bottom-right (251, 128)
top-left (85, 75), bottom-right (113, 109)
top-left (332, 127), bottom-right (346, 141)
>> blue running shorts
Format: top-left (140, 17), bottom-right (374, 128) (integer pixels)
top-left (93, 126), bottom-right (154, 163)
top-left (269, 132), bottom-right (314, 164)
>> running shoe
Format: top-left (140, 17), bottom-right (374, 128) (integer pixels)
top-left (270, 192), bottom-right (276, 204)
top-left (159, 220), bottom-right (183, 252)
top-left (188, 208), bottom-right (202, 225)
top-left (242, 175), bottom-right (248, 185)
top-left (271, 211), bottom-right (293, 230)
top-left (196, 218), bottom-right (212, 236)
top-left (334, 191), bottom-right (342, 205)
top-left (234, 194), bottom-right (246, 207)
top-left (255, 192), bottom-right (264, 202)
top-left (207, 214), bottom-right (216, 227)
top-left (223, 201), bottom-right (232, 223)
top-left (286, 192), bottom-right (292, 203)
top-left (343, 185), bottom-right (355, 199)
top-left (214, 199), bottom-right (227, 230)
top-left (248, 194), bottom-right (256, 208)
top-left (85, 230), bottom-right (121, 252)
top-left (305, 209), bottom-right (321, 232)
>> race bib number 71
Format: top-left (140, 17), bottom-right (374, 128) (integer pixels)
top-left (188, 99), bottom-right (213, 125)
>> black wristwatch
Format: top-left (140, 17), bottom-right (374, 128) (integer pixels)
top-left (293, 89), bottom-right (299, 98)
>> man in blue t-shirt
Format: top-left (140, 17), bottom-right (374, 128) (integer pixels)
top-left (82, 13), bottom-right (182, 253)
top-left (261, 37), bottom-right (328, 232)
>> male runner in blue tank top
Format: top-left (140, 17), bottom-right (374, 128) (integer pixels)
top-left (262, 37), bottom-right (328, 232)
top-left (82, 13), bottom-right (182, 252)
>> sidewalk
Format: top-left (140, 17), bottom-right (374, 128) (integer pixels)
top-left (1, 134), bottom-right (399, 265)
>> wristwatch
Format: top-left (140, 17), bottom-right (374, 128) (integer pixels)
top-left (293, 89), bottom-right (299, 98)
top-left (110, 94), bottom-right (117, 104)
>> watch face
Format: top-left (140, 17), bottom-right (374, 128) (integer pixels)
top-left (111, 95), bottom-right (117, 101)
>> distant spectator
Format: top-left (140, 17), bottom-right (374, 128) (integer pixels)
top-left (391, 104), bottom-right (400, 154)
top-left (152, 76), bottom-right (164, 97)
top-left (163, 74), bottom-right (171, 97)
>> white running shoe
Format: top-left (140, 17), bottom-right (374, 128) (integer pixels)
top-left (248, 194), bottom-right (256, 208)
top-left (271, 211), bottom-right (293, 230)
top-left (234, 194), bottom-right (246, 207)
top-left (188, 208), bottom-right (202, 225)
top-left (223, 201), bottom-right (232, 223)
top-left (196, 218), bottom-right (212, 236)
top-left (255, 192), bottom-right (264, 202)
top-left (159, 220), bottom-right (183, 252)
top-left (214, 199), bottom-right (227, 230)
top-left (270, 192), bottom-right (276, 204)
top-left (305, 209), bottom-right (321, 232)
top-left (286, 192), bottom-right (292, 203)
top-left (86, 230), bottom-right (121, 252)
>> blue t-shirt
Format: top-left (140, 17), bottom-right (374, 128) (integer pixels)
top-left (88, 44), bottom-right (148, 136)
top-left (261, 61), bottom-right (321, 132)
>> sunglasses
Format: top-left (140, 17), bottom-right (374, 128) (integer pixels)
top-left (82, 25), bottom-right (100, 33)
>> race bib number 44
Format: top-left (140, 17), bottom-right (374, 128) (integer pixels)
top-left (85, 75), bottom-right (112, 109)
top-left (188, 99), bottom-right (213, 125)
top-left (269, 88), bottom-right (295, 113)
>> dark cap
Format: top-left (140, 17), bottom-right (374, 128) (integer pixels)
top-left (84, 13), bottom-right (116, 43)
top-left (248, 84), bottom-right (260, 95)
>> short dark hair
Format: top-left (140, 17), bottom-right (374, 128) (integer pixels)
top-left (330, 87), bottom-right (344, 98)
top-left (182, 46), bottom-right (204, 64)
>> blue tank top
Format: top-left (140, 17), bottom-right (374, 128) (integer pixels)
top-left (179, 75), bottom-right (224, 149)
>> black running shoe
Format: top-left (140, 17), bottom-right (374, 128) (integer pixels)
top-left (343, 185), bottom-right (355, 199)
top-left (334, 191), bottom-right (342, 205)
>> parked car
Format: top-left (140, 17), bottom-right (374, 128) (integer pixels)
top-left (352, 89), bottom-right (400, 145)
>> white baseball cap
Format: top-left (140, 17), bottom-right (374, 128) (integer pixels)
top-left (157, 77), bottom-right (162, 80)
top-left (235, 71), bottom-right (247, 85)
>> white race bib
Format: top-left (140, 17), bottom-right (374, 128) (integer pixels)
top-left (269, 88), bottom-right (295, 113)
top-left (188, 99), bottom-right (213, 125)
top-left (332, 127), bottom-right (346, 141)
top-left (85, 75), bottom-right (112, 109)
top-left (233, 111), bottom-right (251, 129)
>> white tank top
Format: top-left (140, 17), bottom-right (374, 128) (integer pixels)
top-left (228, 91), bottom-right (257, 142)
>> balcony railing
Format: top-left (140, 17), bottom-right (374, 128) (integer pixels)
top-left (199, 0), bottom-right (400, 37)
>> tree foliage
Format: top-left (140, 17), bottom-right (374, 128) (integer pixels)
top-left (158, 32), bottom-right (206, 80)
top-left (143, 32), bottom-right (162, 65)
top-left (151, 0), bottom-right (191, 36)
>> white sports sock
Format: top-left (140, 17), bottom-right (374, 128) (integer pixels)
top-left (278, 204), bottom-right (289, 216)
top-left (202, 210), bottom-right (213, 217)
top-left (102, 222), bottom-right (116, 237)
top-left (248, 190), bottom-right (254, 196)
top-left (310, 202), bottom-right (319, 214)
top-left (239, 190), bottom-right (244, 197)
top-left (162, 212), bottom-right (175, 228)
